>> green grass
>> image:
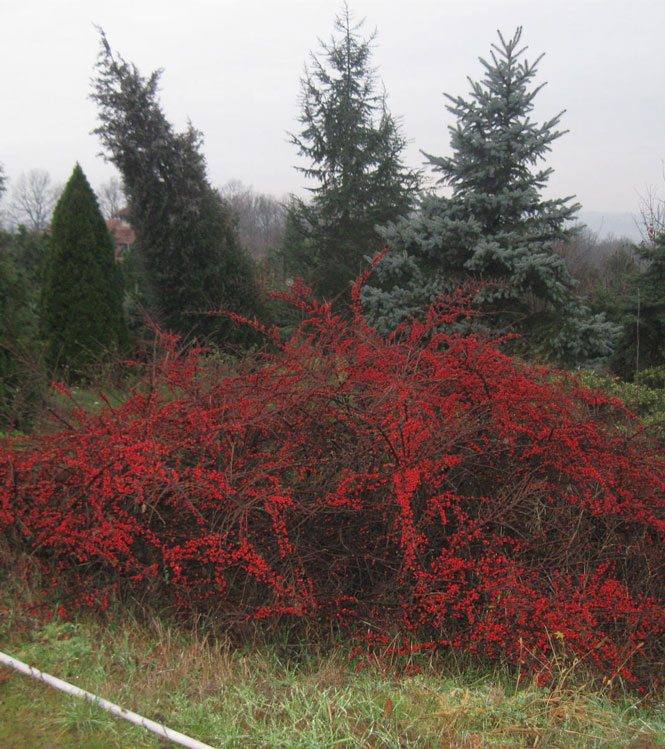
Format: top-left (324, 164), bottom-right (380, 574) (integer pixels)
top-left (1, 588), bottom-right (665, 748)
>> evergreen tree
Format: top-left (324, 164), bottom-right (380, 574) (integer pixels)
top-left (611, 231), bottom-right (665, 379)
top-left (0, 166), bottom-right (32, 422)
top-left (39, 164), bottom-right (127, 373)
top-left (91, 31), bottom-right (262, 342)
top-left (282, 5), bottom-right (420, 308)
top-left (362, 28), bottom-right (617, 364)
top-left (0, 166), bottom-right (51, 428)
top-left (0, 227), bottom-right (42, 429)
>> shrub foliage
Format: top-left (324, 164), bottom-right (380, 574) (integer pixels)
top-left (2, 272), bottom-right (665, 688)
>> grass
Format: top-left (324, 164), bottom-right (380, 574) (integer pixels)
top-left (1, 581), bottom-right (665, 749)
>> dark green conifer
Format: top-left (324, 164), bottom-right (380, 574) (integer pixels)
top-left (282, 5), bottom-right (420, 309)
top-left (39, 164), bottom-right (127, 373)
top-left (91, 31), bottom-right (262, 342)
top-left (611, 230), bottom-right (665, 379)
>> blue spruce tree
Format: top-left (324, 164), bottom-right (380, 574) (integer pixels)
top-left (362, 28), bottom-right (617, 364)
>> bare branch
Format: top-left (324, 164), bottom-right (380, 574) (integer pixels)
top-left (9, 170), bottom-right (62, 232)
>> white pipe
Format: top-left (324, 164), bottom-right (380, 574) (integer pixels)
top-left (0, 650), bottom-right (217, 749)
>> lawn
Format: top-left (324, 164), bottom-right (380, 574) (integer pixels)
top-left (1, 591), bottom-right (663, 748)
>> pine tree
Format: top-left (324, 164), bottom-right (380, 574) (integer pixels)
top-left (91, 31), bottom-right (262, 342)
top-left (282, 5), bottom-right (420, 309)
top-left (39, 164), bottom-right (127, 373)
top-left (362, 28), bottom-right (617, 364)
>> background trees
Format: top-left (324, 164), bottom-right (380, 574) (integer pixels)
top-left (609, 230), bottom-right (665, 380)
top-left (91, 31), bottom-right (263, 342)
top-left (7, 169), bottom-right (61, 233)
top-left (39, 164), bottom-right (127, 373)
top-left (362, 28), bottom-right (617, 365)
top-left (281, 6), bottom-right (420, 308)
top-left (96, 176), bottom-right (125, 220)
top-left (220, 180), bottom-right (286, 260)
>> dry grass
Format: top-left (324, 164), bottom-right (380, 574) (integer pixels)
top-left (0, 559), bottom-right (663, 747)
top-left (1, 585), bottom-right (664, 748)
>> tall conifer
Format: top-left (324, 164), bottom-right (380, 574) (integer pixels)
top-left (363, 28), bottom-right (617, 364)
top-left (91, 32), bottom-right (262, 342)
top-left (611, 230), bottom-right (665, 379)
top-left (283, 5), bottom-right (420, 309)
top-left (39, 164), bottom-right (127, 372)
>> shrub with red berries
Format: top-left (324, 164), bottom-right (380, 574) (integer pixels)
top-left (2, 275), bottom-right (665, 688)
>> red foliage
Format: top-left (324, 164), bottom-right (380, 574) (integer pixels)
top-left (2, 278), bottom-right (665, 687)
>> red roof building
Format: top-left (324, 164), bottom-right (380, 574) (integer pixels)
top-left (105, 212), bottom-right (136, 260)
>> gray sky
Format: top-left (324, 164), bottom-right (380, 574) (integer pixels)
top-left (2, 0), bottom-right (664, 218)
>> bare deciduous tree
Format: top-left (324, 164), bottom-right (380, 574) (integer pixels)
top-left (0, 164), bottom-right (7, 229)
top-left (220, 180), bottom-right (286, 260)
top-left (9, 170), bottom-right (62, 232)
top-left (554, 226), bottom-right (637, 297)
top-left (97, 176), bottom-right (125, 219)
top-left (638, 177), bottom-right (665, 246)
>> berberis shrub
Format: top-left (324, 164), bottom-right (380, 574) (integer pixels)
top-left (2, 273), bottom-right (665, 689)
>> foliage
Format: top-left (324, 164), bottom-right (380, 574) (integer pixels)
top-left (282, 6), bottom-right (420, 309)
top-left (575, 366), bottom-right (665, 443)
top-left (554, 227), bottom-right (637, 302)
top-left (39, 164), bottom-right (128, 374)
top-left (0, 231), bottom-right (37, 347)
top-left (0, 228), bottom-right (41, 428)
top-left (90, 31), bottom-right (264, 344)
top-left (11, 224), bottom-right (48, 287)
top-left (611, 231), bottom-right (665, 380)
top-left (588, 244), bottom-right (640, 318)
top-left (362, 28), bottom-right (617, 365)
top-left (0, 222), bottom-right (54, 430)
top-left (3, 271), bottom-right (665, 690)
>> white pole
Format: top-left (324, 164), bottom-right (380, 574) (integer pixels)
top-left (0, 650), bottom-right (217, 749)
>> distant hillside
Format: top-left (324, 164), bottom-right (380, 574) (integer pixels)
top-left (577, 211), bottom-right (642, 242)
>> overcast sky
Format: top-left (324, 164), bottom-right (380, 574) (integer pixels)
top-left (2, 0), bottom-right (664, 220)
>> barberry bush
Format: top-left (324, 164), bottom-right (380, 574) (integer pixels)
top-left (2, 274), bottom-right (665, 689)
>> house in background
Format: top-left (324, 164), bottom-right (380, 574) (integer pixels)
top-left (105, 208), bottom-right (135, 261)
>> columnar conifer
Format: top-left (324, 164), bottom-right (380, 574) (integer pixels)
top-left (39, 164), bottom-right (127, 372)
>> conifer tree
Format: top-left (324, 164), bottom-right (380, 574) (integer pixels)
top-left (363, 28), bottom-right (617, 364)
top-left (39, 164), bottom-right (127, 373)
top-left (282, 5), bottom-right (420, 308)
top-left (91, 31), bottom-right (262, 342)
top-left (610, 231), bottom-right (665, 379)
